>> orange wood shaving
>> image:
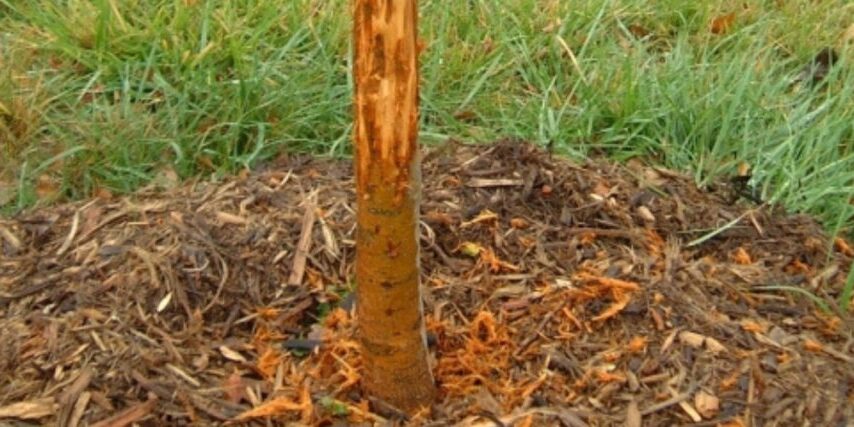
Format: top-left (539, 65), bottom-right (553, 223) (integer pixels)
top-left (255, 307), bottom-right (280, 320)
top-left (516, 415), bottom-right (534, 427)
top-left (510, 218), bottom-right (529, 229)
top-left (719, 370), bottom-right (741, 391)
top-left (480, 248), bottom-right (520, 273)
top-left (595, 370), bottom-right (627, 383)
top-left (739, 320), bottom-right (766, 333)
top-left (234, 397), bottom-right (303, 421)
top-left (252, 325), bottom-right (285, 352)
top-left (256, 348), bottom-right (282, 380)
top-left (604, 351), bottom-right (623, 362)
top-left (323, 308), bottom-right (351, 329)
top-left (592, 291), bottom-right (632, 323)
top-left (717, 418), bottom-right (746, 427)
top-left (803, 339), bottom-right (824, 352)
top-left (576, 272), bottom-right (641, 292)
top-left (776, 352), bottom-right (793, 365)
top-left (517, 235), bottom-right (537, 248)
top-left (579, 232), bottom-right (597, 245)
top-left (731, 247), bottom-right (752, 265)
top-left (834, 237), bottom-right (854, 256)
top-left (785, 259), bottom-right (812, 275)
top-left (645, 229), bottom-right (665, 258)
top-left (561, 307), bottom-right (584, 331)
top-left (627, 336), bottom-right (648, 353)
top-left (349, 400), bottom-right (372, 424)
top-left (298, 381), bottom-right (314, 423)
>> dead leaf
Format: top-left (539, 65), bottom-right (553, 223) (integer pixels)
top-left (0, 182), bottom-right (15, 206)
top-left (628, 24), bottom-right (649, 39)
top-left (636, 206), bottom-right (655, 222)
top-left (844, 23), bottom-right (854, 44)
top-left (510, 218), bottom-right (530, 229)
top-left (35, 174), bottom-right (59, 200)
top-left (93, 187), bottom-right (113, 200)
top-left (0, 397), bottom-right (57, 420)
top-left (424, 210), bottom-right (456, 226)
top-left (705, 337), bottom-right (727, 354)
top-left (453, 110), bottom-right (478, 122)
top-left (710, 12), bottom-right (736, 35)
top-left (153, 167), bottom-right (179, 189)
top-left (542, 18), bottom-right (561, 33)
top-left (678, 330), bottom-right (727, 353)
top-left (679, 331), bottom-right (705, 349)
top-left (458, 241), bottom-right (484, 257)
top-left (694, 391), bottom-right (720, 419)
top-left (592, 181), bottom-right (610, 197)
top-left (219, 345), bottom-right (248, 363)
top-left (481, 36), bottom-right (495, 54)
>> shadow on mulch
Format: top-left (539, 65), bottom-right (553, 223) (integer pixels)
top-left (1, 140), bottom-right (852, 426)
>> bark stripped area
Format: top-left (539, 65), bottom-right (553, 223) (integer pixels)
top-left (352, 0), bottom-right (434, 412)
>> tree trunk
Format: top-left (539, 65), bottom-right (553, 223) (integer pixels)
top-left (352, 0), bottom-right (435, 413)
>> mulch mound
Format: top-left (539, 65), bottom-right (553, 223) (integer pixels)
top-left (1, 140), bottom-right (852, 426)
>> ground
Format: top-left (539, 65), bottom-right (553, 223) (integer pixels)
top-left (1, 141), bottom-right (852, 426)
top-left (3, 1), bottom-right (854, 232)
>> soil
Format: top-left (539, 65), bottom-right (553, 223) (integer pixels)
top-left (1, 140), bottom-right (852, 426)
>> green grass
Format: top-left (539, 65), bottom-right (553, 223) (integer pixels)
top-left (1, 0), bottom-right (853, 239)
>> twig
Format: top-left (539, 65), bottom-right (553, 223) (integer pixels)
top-left (58, 368), bottom-right (93, 427)
top-left (466, 178), bottom-right (525, 188)
top-left (288, 195), bottom-right (317, 286)
top-left (640, 381), bottom-right (700, 416)
top-left (90, 397), bottom-right (157, 427)
top-left (0, 224), bottom-right (22, 251)
top-left (640, 392), bottom-right (692, 416)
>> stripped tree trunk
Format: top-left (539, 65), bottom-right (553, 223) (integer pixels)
top-left (352, 0), bottom-right (435, 413)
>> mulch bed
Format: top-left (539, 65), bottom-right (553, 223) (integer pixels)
top-left (1, 140), bottom-right (852, 426)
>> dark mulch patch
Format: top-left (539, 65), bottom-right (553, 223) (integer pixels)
top-left (1, 140), bottom-right (852, 426)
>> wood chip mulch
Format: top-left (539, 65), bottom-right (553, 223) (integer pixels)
top-left (1, 140), bottom-right (852, 426)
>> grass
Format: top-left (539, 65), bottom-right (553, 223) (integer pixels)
top-left (1, 0), bottom-right (853, 241)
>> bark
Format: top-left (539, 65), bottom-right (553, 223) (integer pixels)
top-left (352, 0), bottom-right (435, 413)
